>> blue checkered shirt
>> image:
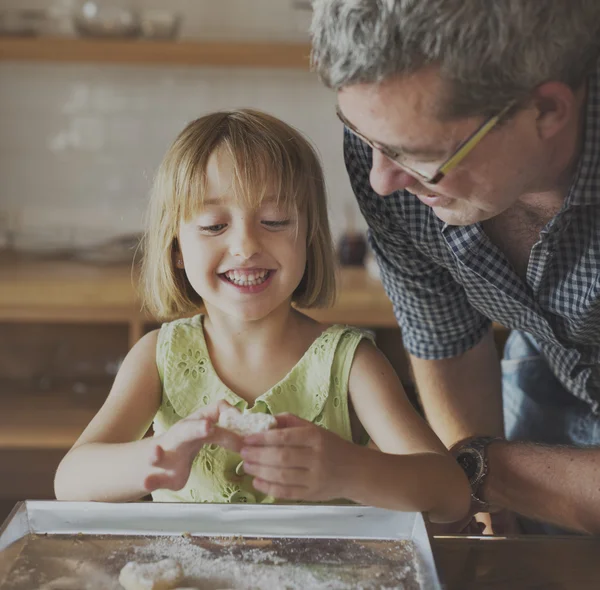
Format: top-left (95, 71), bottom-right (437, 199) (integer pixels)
top-left (345, 62), bottom-right (600, 412)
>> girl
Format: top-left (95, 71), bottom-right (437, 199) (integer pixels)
top-left (54, 109), bottom-right (469, 523)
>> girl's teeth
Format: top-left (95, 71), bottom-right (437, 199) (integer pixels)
top-left (225, 270), bottom-right (269, 286)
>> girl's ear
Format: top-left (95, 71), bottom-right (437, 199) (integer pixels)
top-left (172, 239), bottom-right (184, 269)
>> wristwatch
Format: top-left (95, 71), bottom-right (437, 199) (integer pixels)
top-left (451, 436), bottom-right (503, 512)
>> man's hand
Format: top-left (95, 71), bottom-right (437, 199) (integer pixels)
top-left (240, 414), bottom-right (354, 501)
top-left (475, 510), bottom-right (521, 535)
top-left (144, 401), bottom-right (243, 492)
top-left (428, 507), bottom-right (521, 536)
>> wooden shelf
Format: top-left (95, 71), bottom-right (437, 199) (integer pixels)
top-left (0, 258), bottom-right (397, 328)
top-left (0, 37), bottom-right (312, 69)
top-left (0, 389), bottom-right (106, 450)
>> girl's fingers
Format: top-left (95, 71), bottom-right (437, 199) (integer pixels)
top-left (273, 413), bottom-right (310, 429)
top-left (244, 426), bottom-right (312, 447)
top-left (187, 399), bottom-right (234, 422)
top-left (150, 444), bottom-right (165, 466)
top-left (144, 472), bottom-right (168, 492)
top-left (164, 421), bottom-right (242, 454)
top-left (145, 469), bottom-right (189, 493)
top-left (173, 418), bottom-right (214, 446)
top-left (243, 462), bottom-right (308, 485)
top-left (252, 478), bottom-right (308, 500)
top-left (240, 446), bottom-right (313, 469)
top-left (216, 399), bottom-right (235, 413)
top-left (187, 406), bottom-right (218, 422)
top-left (206, 426), bottom-right (243, 453)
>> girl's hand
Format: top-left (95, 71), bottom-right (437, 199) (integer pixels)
top-left (240, 414), bottom-right (355, 502)
top-left (144, 401), bottom-right (243, 492)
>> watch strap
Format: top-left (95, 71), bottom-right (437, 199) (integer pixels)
top-left (451, 436), bottom-right (503, 512)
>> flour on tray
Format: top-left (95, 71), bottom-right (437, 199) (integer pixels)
top-left (127, 534), bottom-right (421, 590)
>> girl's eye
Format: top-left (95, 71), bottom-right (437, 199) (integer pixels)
top-left (198, 224), bottom-right (226, 233)
top-left (262, 219), bottom-right (291, 228)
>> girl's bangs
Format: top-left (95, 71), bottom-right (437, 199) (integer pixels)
top-left (225, 135), bottom-right (305, 216)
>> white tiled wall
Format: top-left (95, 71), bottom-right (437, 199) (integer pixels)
top-left (0, 0), bottom-right (364, 250)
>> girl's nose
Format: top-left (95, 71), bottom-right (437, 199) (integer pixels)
top-left (369, 149), bottom-right (419, 196)
top-left (230, 225), bottom-right (261, 260)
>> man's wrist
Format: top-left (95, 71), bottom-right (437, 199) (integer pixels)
top-left (452, 436), bottom-right (506, 513)
top-left (479, 438), bottom-right (509, 509)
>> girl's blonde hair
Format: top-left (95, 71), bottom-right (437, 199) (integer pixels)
top-left (141, 109), bottom-right (337, 320)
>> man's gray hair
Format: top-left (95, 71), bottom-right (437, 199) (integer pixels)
top-left (311, 0), bottom-right (600, 119)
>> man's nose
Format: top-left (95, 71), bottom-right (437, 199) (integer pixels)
top-left (369, 149), bottom-right (419, 196)
top-left (230, 223), bottom-right (261, 260)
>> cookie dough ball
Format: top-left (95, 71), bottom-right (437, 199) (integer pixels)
top-left (218, 408), bottom-right (277, 437)
top-left (119, 558), bottom-right (183, 590)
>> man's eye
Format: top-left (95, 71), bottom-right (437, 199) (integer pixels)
top-left (198, 224), bottom-right (226, 233)
top-left (262, 220), bottom-right (291, 228)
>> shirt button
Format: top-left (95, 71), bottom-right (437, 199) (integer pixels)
top-left (228, 490), bottom-right (255, 504)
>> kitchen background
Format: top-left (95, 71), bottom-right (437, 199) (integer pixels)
top-left (0, 0), bottom-right (366, 254)
top-left (0, 0), bottom-right (410, 521)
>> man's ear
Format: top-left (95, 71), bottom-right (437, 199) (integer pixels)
top-left (531, 81), bottom-right (579, 140)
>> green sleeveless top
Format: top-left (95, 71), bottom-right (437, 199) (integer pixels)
top-left (151, 314), bottom-right (373, 504)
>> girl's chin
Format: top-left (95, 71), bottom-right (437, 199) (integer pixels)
top-left (203, 299), bottom-right (286, 322)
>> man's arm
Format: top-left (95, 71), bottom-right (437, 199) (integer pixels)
top-left (409, 327), bottom-right (504, 447)
top-left (484, 442), bottom-right (600, 534)
top-left (411, 329), bottom-right (600, 534)
top-left (341, 130), bottom-right (600, 532)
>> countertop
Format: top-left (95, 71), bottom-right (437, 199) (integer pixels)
top-left (432, 534), bottom-right (600, 589)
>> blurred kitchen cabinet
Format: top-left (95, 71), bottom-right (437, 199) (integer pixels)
top-left (0, 322), bottom-right (130, 521)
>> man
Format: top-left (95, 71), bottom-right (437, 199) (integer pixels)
top-left (311, 0), bottom-right (600, 534)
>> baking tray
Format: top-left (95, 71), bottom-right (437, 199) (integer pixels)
top-left (0, 501), bottom-right (442, 589)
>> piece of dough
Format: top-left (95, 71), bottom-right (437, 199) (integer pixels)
top-left (217, 408), bottom-right (277, 436)
top-left (119, 558), bottom-right (183, 590)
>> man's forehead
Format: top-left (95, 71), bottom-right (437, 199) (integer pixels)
top-left (337, 72), bottom-right (458, 155)
top-left (343, 67), bottom-right (444, 114)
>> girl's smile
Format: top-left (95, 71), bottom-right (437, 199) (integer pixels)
top-left (219, 268), bottom-right (276, 294)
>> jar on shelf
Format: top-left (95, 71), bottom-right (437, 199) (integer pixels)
top-left (337, 204), bottom-right (367, 266)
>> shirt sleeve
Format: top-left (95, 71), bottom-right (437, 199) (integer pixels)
top-left (343, 129), bottom-right (491, 359)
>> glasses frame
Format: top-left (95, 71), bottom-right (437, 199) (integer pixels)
top-left (336, 101), bottom-right (516, 185)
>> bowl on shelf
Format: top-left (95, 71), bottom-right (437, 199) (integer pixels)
top-left (72, 1), bottom-right (140, 39)
top-left (140, 10), bottom-right (181, 40)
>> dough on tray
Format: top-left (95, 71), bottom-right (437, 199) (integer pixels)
top-left (118, 558), bottom-right (183, 590)
top-left (217, 408), bottom-right (277, 436)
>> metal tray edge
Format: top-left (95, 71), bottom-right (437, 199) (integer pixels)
top-left (2, 502), bottom-right (442, 590)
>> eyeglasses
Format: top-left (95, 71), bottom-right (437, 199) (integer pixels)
top-left (336, 101), bottom-right (516, 185)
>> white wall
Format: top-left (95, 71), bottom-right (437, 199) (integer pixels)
top-left (0, 0), bottom-right (364, 250)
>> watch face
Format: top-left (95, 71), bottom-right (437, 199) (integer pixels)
top-left (457, 450), bottom-right (481, 482)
